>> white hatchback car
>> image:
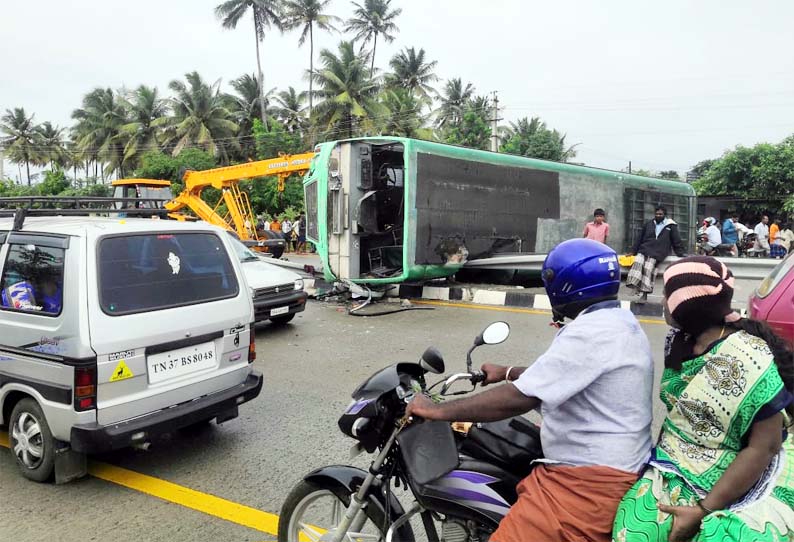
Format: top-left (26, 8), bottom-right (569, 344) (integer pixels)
top-left (228, 237), bottom-right (308, 325)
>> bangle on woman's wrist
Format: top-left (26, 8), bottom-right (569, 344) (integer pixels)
top-left (505, 366), bottom-right (515, 382)
top-left (698, 500), bottom-right (716, 514)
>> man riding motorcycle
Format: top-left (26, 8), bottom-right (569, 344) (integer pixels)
top-left (407, 239), bottom-right (654, 542)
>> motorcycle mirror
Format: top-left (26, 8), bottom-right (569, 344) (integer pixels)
top-left (419, 347), bottom-right (445, 374)
top-left (477, 321), bottom-right (511, 346)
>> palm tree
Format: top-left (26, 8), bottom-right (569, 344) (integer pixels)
top-left (226, 73), bottom-right (276, 158)
top-left (386, 47), bottom-right (438, 102)
top-left (283, 0), bottom-right (340, 116)
top-left (36, 121), bottom-right (68, 170)
top-left (0, 108), bottom-right (39, 185)
top-left (379, 88), bottom-right (430, 138)
top-left (215, 0), bottom-right (284, 128)
top-left (312, 41), bottom-right (384, 139)
top-left (435, 78), bottom-right (475, 130)
top-left (162, 71), bottom-right (239, 162)
top-left (120, 85), bottom-right (168, 170)
top-left (274, 86), bottom-right (308, 133)
top-left (345, 0), bottom-right (402, 77)
top-left (71, 88), bottom-right (129, 179)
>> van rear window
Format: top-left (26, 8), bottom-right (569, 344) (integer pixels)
top-left (98, 233), bottom-right (239, 315)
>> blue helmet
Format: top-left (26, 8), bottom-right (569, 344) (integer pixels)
top-left (542, 239), bottom-right (620, 320)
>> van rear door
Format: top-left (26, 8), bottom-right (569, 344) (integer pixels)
top-left (87, 229), bottom-right (254, 425)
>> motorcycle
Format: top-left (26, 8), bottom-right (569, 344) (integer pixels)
top-left (277, 322), bottom-right (542, 542)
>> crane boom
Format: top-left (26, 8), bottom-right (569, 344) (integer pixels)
top-left (181, 152), bottom-right (316, 190)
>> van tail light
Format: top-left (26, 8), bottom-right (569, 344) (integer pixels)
top-left (248, 325), bottom-right (256, 363)
top-left (74, 365), bottom-right (97, 411)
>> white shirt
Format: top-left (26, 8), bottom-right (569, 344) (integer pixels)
top-left (282, 220), bottom-right (292, 234)
top-left (263, 221), bottom-right (271, 230)
top-left (513, 301), bottom-right (654, 472)
top-left (293, 220), bottom-right (301, 235)
top-left (705, 224), bottom-right (722, 247)
top-left (755, 222), bottom-right (769, 240)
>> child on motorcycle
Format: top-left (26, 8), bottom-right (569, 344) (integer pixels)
top-left (407, 239), bottom-right (654, 542)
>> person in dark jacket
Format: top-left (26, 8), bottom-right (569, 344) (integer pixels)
top-left (625, 206), bottom-right (686, 301)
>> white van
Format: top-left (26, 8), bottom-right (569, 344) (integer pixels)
top-left (0, 216), bottom-right (263, 482)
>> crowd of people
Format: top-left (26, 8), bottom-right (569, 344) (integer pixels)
top-left (698, 213), bottom-right (793, 258)
top-left (258, 213), bottom-right (312, 254)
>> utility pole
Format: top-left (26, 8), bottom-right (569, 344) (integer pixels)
top-left (628, 160), bottom-right (632, 174)
top-left (490, 91), bottom-right (502, 152)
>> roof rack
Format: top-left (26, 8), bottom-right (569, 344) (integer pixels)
top-left (0, 196), bottom-right (171, 230)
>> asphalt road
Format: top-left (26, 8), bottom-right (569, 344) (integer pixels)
top-left (0, 300), bottom-right (672, 542)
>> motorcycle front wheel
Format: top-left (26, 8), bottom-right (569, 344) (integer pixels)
top-left (278, 479), bottom-right (409, 542)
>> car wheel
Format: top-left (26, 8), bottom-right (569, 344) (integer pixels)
top-left (9, 398), bottom-right (56, 482)
top-left (270, 246), bottom-right (284, 259)
top-left (270, 314), bottom-right (295, 326)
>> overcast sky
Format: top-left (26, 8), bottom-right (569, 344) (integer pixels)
top-left (2, 0), bottom-right (794, 181)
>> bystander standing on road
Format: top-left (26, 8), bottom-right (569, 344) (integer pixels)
top-left (263, 216), bottom-right (271, 231)
top-left (270, 217), bottom-right (281, 233)
top-left (770, 217), bottom-right (786, 258)
top-left (626, 206), bottom-right (687, 302)
top-left (583, 208), bottom-right (610, 245)
top-left (282, 218), bottom-right (293, 252)
top-left (294, 214), bottom-right (306, 253)
top-left (722, 213), bottom-right (740, 255)
top-left (777, 222), bottom-right (794, 255)
top-left (753, 215), bottom-right (770, 257)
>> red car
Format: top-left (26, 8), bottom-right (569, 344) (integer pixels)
top-left (749, 252), bottom-right (794, 346)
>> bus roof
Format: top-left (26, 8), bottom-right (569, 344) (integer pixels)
top-left (112, 178), bottom-right (172, 187)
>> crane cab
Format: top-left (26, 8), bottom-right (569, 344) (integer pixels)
top-left (111, 179), bottom-right (174, 215)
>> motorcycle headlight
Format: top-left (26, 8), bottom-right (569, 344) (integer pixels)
top-left (294, 278), bottom-right (304, 291)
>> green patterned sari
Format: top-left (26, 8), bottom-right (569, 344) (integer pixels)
top-left (613, 330), bottom-right (794, 542)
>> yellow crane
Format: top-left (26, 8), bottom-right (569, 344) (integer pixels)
top-left (113, 152), bottom-right (315, 255)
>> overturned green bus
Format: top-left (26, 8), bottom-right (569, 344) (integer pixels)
top-left (302, 137), bottom-right (696, 284)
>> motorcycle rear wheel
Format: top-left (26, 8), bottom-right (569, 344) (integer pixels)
top-left (278, 479), bottom-right (403, 542)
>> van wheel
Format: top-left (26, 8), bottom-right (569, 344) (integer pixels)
top-left (9, 399), bottom-right (56, 482)
top-left (270, 314), bottom-right (295, 325)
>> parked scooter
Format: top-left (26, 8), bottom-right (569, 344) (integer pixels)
top-left (278, 322), bottom-right (541, 542)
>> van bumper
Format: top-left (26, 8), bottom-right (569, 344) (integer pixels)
top-left (69, 372), bottom-right (263, 453)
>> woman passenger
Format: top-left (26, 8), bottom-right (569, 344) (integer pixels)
top-left (613, 256), bottom-right (794, 542)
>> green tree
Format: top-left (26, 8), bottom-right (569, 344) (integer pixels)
top-left (658, 170), bottom-right (681, 181)
top-left (71, 88), bottom-right (129, 179)
top-left (1, 107), bottom-right (40, 185)
top-left (35, 121), bottom-right (68, 171)
top-left (693, 137), bottom-right (794, 202)
top-left (345, 0), bottom-right (402, 77)
top-left (283, 0), bottom-right (340, 116)
top-left (253, 118), bottom-right (305, 158)
top-left (443, 108), bottom-right (491, 151)
top-left (500, 117), bottom-right (577, 162)
top-left (215, 0), bottom-right (284, 128)
top-left (274, 86), bottom-right (308, 134)
top-left (161, 72), bottom-right (239, 163)
top-left (435, 78), bottom-right (475, 130)
top-left (120, 85), bottom-right (168, 171)
top-left (134, 148), bottom-right (218, 195)
top-left (37, 169), bottom-right (71, 195)
top-left (312, 41), bottom-right (383, 139)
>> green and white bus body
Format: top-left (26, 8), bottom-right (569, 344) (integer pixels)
top-left (303, 137), bottom-right (696, 285)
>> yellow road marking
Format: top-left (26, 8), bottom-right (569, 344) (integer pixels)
top-left (411, 299), bottom-right (667, 325)
top-left (0, 434), bottom-right (280, 535)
